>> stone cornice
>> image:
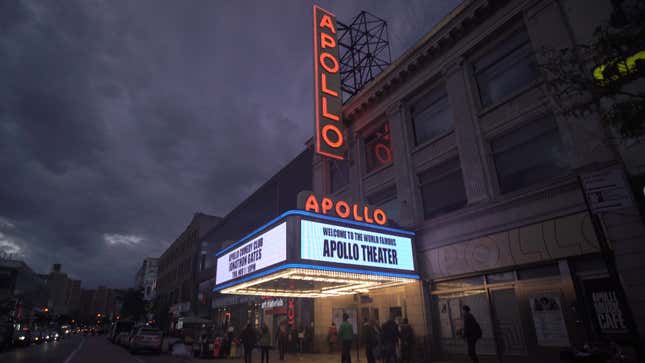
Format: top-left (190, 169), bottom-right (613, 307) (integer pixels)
top-left (342, 0), bottom-right (510, 122)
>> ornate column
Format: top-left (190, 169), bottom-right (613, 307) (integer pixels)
top-left (444, 58), bottom-right (490, 204)
top-left (386, 101), bottom-right (418, 227)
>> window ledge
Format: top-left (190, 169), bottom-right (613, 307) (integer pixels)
top-left (330, 185), bottom-right (350, 198)
top-left (411, 129), bottom-right (455, 155)
top-left (416, 173), bottom-right (579, 234)
top-left (476, 80), bottom-right (544, 118)
top-left (491, 171), bottom-right (576, 203)
top-left (362, 163), bottom-right (393, 181)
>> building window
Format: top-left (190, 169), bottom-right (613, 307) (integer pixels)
top-left (474, 28), bottom-right (539, 108)
top-left (491, 115), bottom-right (567, 194)
top-left (364, 122), bottom-right (393, 173)
top-left (366, 186), bottom-right (400, 225)
top-left (410, 87), bottom-right (452, 145)
top-left (329, 158), bottom-right (349, 193)
top-left (419, 158), bottom-right (468, 220)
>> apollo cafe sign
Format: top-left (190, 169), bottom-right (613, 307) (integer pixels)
top-left (313, 5), bottom-right (346, 160)
top-left (297, 191), bottom-right (388, 226)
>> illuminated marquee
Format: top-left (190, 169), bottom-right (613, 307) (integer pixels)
top-left (213, 210), bottom-right (417, 298)
top-left (298, 191), bottom-right (388, 226)
top-left (313, 5), bottom-right (346, 160)
top-left (215, 222), bottom-right (287, 285)
top-left (300, 220), bottom-right (414, 271)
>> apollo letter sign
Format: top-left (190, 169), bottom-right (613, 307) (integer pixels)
top-left (313, 5), bottom-right (345, 160)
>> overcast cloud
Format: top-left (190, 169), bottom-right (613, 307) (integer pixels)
top-left (0, 0), bottom-right (460, 287)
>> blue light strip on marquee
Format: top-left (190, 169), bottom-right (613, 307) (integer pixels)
top-left (213, 262), bottom-right (421, 292)
top-left (215, 209), bottom-right (415, 257)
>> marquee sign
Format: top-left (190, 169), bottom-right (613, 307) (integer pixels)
top-left (313, 5), bottom-right (346, 160)
top-left (300, 219), bottom-right (414, 271)
top-left (215, 222), bottom-right (287, 285)
top-left (213, 210), bottom-right (418, 298)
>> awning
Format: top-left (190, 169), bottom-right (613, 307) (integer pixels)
top-left (213, 210), bottom-right (419, 298)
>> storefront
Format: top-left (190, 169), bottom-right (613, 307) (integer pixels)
top-left (213, 209), bottom-right (425, 352)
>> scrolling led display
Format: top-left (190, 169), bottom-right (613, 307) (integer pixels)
top-left (313, 5), bottom-right (346, 160)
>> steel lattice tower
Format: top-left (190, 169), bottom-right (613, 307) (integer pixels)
top-left (338, 11), bottom-right (392, 102)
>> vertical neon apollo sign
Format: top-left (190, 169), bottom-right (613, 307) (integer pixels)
top-left (313, 5), bottom-right (346, 160)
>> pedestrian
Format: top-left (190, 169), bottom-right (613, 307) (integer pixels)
top-left (240, 323), bottom-right (257, 363)
top-left (199, 331), bottom-right (208, 358)
top-left (305, 321), bottom-right (315, 353)
top-left (225, 323), bottom-right (235, 357)
top-left (259, 323), bottom-right (272, 363)
top-left (462, 305), bottom-right (482, 363)
top-left (327, 322), bottom-right (338, 353)
top-left (380, 314), bottom-right (399, 363)
top-left (339, 313), bottom-right (354, 363)
top-left (362, 319), bottom-right (379, 363)
top-left (398, 318), bottom-right (415, 363)
top-left (278, 320), bottom-right (289, 360)
top-left (297, 326), bottom-right (305, 353)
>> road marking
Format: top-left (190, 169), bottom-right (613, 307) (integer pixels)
top-left (135, 357), bottom-right (145, 363)
top-left (63, 338), bottom-right (85, 363)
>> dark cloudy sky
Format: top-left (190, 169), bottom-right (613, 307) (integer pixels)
top-left (0, 0), bottom-right (460, 288)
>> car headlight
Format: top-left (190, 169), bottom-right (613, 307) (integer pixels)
top-left (18, 336), bottom-right (26, 341)
top-left (35, 337), bottom-right (39, 340)
top-left (55, 333), bottom-right (59, 337)
top-left (46, 335), bottom-right (50, 339)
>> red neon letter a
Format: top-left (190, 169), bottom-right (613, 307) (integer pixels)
top-left (305, 194), bottom-right (320, 213)
top-left (319, 14), bottom-right (336, 34)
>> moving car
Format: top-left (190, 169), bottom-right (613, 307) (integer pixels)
top-left (12, 329), bottom-right (30, 347)
top-left (128, 326), bottom-right (162, 354)
top-left (30, 330), bottom-right (43, 344)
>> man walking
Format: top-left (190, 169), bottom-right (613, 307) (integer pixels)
top-left (462, 305), bottom-right (482, 363)
top-left (381, 314), bottom-right (399, 363)
top-left (339, 313), bottom-right (354, 363)
top-left (399, 318), bottom-right (415, 363)
top-left (362, 319), bottom-right (379, 363)
top-left (240, 323), bottom-right (258, 363)
top-left (277, 320), bottom-right (289, 361)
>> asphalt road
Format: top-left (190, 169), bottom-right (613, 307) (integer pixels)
top-left (0, 335), bottom-right (186, 363)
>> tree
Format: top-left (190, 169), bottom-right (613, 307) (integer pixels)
top-left (540, 0), bottom-right (645, 139)
top-left (120, 288), bottom-right (145, 321)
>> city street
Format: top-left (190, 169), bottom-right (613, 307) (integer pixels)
top-left (1, 336), bottom-right (180, 363)
top-left (1, 335), bottom-right (376, 363)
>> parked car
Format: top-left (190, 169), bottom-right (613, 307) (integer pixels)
top-left (116, 331), bottom-right (130, 346)
top-left (0, 321), bottom-right (13, 351)
top-left (128, 327), bottom-right (162, 354)
top-left (109, 320), bottom-right (134, 343)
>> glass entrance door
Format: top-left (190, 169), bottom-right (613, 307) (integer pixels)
top-left (490, 288), bottom-right (528, 356)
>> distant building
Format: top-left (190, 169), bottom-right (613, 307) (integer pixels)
top-left (0, 259), bottom-right (47, 322)
top-left (80, 286), bottom-right (125, 322)
top-left (79, 288), bottom-right (94, 321)
top-left (134, 257), bottom-right (159, 301)
top-left (157, 213), bottom-right (221, 323)
top-left (65, 278), bottom-right (81, 315)
top-left (42, 264), bottom-right (82, 316)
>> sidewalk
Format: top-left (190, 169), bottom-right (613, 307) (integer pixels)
top-left (193, 350), bottom-right (354, 363)
top-left (191, 349), bottom-right (464, 363)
